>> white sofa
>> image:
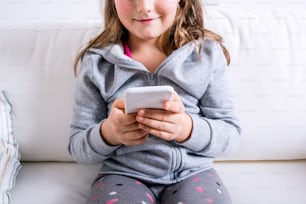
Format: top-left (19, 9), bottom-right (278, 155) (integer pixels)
top-left (1, 1), bottom-right (306, 204)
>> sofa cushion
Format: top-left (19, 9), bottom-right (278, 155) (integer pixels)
top-left (10, 163), bottom-right (100, 204)
top-left (207, 8), bottom-right (306, 161)
top-left (202, 0), bottom-right (222, 5)
top-left (10, 161), bottom-right (306, 204)
top-left (0, 91), bottom-right (21, 204)
top-left (0, 23), bottom-right (102, 162)
top-left (216, 160), bottom-right (306, 204)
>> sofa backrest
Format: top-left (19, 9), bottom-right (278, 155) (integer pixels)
top-left (1, 7), bottom-right (305, 162)
top-left (211, 8), bottom-right (306, 161)
top-left (0, 23), bottom-right (102, 161)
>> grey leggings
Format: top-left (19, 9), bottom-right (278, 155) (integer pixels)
top-left (86, 168), bottom-right (232, 204)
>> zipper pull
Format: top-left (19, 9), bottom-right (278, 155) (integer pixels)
top-left (149, 73), bottom-right (155, 80)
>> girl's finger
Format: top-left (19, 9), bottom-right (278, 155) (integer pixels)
top-left (121, 130), bottom-right (148, 146)
top-left (112, 97), bottom-right (125, 110)
top-left (138, 123), bottom-right (176, 141)
top-left (137, 109), bottom-right (174, 123)
top-left (164, 91), bottom-right (184, 113)
top-left (137, 113), bottom-right (177, 133)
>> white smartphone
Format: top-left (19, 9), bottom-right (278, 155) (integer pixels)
top-left (124, 85), bottom-right (174, 114)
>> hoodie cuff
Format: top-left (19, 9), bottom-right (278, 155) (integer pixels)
top-left (89, 121), bottom-right (121, 156)
top-left (175, 114), bottom-right (211, 152)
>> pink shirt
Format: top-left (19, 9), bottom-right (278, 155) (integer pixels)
top-left (123, 44), bottom-right (132, 58)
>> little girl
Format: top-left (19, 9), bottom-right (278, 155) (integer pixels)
top-left (69, 0), bottom-right (242, 203)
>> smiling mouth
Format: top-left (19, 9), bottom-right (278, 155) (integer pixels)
top-left (138, 19), bottom-right (153, 23)
top-left (135, 17), bottom-right (159, 23)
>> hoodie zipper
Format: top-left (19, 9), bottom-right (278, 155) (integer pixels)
top-left (149, 73), bottom-right (155, 80)
top-left (147, 72), bottom-right (157, 86)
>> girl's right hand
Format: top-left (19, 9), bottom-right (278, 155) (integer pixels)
top-left (100, 98), bottom-right (148, 146)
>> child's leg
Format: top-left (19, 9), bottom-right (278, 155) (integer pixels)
top-left (160, 168), bottom-right (232, 204)
top-left (86, 174), bottom-right (157, 204)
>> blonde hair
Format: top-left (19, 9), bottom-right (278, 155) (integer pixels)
top-left (74, 0), bottom-right (230, 75)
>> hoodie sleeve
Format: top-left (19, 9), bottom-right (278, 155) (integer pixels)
top-left (176, 42), bottom-right (242, 157)
top-left (68, 53), bottom-right (120, 164)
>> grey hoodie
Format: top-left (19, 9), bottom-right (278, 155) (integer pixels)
top-left (69, 39), bottom-right (242, 184)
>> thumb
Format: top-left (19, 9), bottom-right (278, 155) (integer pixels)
top-left (164, 91), bottom-right (184, 113)
top-left (112, 98), bottom-right (125, 110)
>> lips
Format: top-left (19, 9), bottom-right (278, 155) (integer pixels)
top-left (137, 19), bottom-right (154, 23)
top-left (134, 16), bottom-right (159, 23)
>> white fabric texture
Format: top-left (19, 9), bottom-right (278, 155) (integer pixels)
top-left (0, 23), bottom-right (101, 162)
top-left (9, 161), bottom-right (306, 204)
top-left (202, 0), bottom-right (222, 5)
top-left (206, 8), bottom-right (306, 161)
top-left (0, 91), bottom-right (21, 204)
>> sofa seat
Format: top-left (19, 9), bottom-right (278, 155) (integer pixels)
top-left (10, 160), bottom-right (306, 204)
top-left (10, 163), bottom-right (99, 204)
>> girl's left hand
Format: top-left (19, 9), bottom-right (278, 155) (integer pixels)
top-left (136, 91), bottom-right (192, 143)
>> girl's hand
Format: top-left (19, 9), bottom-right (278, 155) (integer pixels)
top-left (101, 98), bottom-right (148, 146)
top-left (136, 91), bottom-right (193, 143)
